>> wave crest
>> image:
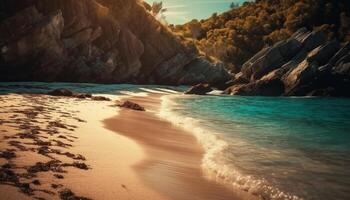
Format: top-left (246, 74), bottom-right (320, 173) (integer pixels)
top-left (158, 95), bottom-right (301, 200)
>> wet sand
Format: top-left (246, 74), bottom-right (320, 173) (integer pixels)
top-left (104, 93), bottom-right (256, 200)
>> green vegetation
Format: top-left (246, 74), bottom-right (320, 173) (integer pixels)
top-left (170, 0), bottom-right (350, 72)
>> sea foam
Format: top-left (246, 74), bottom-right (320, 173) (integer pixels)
top-left (158, 95), bottom-right (301, 200)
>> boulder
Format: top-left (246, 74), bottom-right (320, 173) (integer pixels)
top-left (185, 83), bottom-right (213, 95)
top-left (178, 58), bottom-right (232, 85)
top-left (118, 101), bottom-right (145, 111)
top-left (47, 89), bottom-right (74, 97)
top-left (91, 96), bottom-right (111, 101)
top-left (72, 93), bottom-right (92, 99)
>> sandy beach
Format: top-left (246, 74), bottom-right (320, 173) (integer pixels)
top-left (105, 93), bottom-right (257, 200)
top-left (0, 91), bottom-right (255, 200)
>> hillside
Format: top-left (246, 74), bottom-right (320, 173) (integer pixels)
top-left (172, 0), bottom-right (350, 72)
top-left (0, 0), bottom-right (229, 85)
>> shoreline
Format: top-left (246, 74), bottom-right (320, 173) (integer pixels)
top-left (104, 93), bottom-right (257, 200)
top-left (1, 91), bottom-right (256, 200)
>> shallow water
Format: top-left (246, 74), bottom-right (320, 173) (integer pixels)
top-left (163, 95), bottom-right (350, 200)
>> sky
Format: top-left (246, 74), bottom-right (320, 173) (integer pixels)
top-left (144, 0), bottom-right (249, 24)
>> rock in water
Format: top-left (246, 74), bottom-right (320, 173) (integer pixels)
top-left (185, 83), bottom-right (213, 95)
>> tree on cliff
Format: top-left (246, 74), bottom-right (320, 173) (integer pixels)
top-left (151, 1), bottom-right (168, 24)
top-left (171, 0), bottom-right (350, 72)
top-left (230, 2), bottom-right (240, 9)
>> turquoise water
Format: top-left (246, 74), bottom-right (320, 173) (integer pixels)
top-left (0, 82), bottom-right (186, 95)
top-left (167, 95), bottom-right (350, 200)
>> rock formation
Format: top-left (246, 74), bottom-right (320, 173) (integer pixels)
top-left (223, 28), bottom-right (350, 97)
top-left (185, 83), bottom-right (213, 95)
top-left (0, 0), bottom-right (230, 86)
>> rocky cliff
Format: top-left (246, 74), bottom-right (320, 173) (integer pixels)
top-left (0, 0), bottom-right (230, 85)
top-left (223, 28), bottom-right (350, 97)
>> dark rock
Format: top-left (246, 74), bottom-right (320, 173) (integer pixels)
top-left (307, 40), bottom-right (340, 65)
top-left (118, 101), bottom-right (145, 111)
top-left (54, 174), bottom-right (64, 179)
top-left (307, 87), bottom-right (336, 97)
top-left (333, 54), bottom-right (350, 76)
top-left (59, 189), bottom-right (91, 200)
top-left (28, 160), bottom-right (63, 173)
top-left (49, 121), bottom-right (68, 129)
top-left (32, 180), bottom-right (41, 185)
top-left (51, 184), bottom-right (63, 189)
top-left (91, 96), bottom-right (111, 101)
top-left (328, 42), bottom-right (350, 66)
top-left (0, 150), bottom-right (16, 159)
top-left (47, 89), bottom-right (74, 97)
top-left (185, 83), bottom-right (213, 95)
top-left (224, 79), bottom-right (285, 96)
top-left (68, 162), bottom-right (89, 170)
top-left (72, 93), bottom-right (92, 99)
top-left (19, 183), bottom-right (32, 194)
top-left (0, 168), bottom-right (18, 182)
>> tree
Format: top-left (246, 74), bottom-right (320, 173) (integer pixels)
top-left (230, 2), bottom-right (240, 9)
top-left (151, 1), bottom-right (168, 24)
top-left (151, 1), bottom-right (167, 16)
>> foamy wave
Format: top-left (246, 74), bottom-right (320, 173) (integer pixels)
top-left (156, 88), bottom-right (180, 94)
top-left (207, 90), bottom-right (224, 95)
top-left (120, 91), bottom-right (149, 97)
top-left (158, 95), bottom-right (301, 200)
top-left (140, 88), bottom-right (169, 94)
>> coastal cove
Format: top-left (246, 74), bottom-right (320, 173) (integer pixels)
top-left (1, 82), bottom-right (350, 200)
top-left (1, 0), bottom-right (350, 200)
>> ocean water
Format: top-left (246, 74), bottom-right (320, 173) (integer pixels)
top-left (1, 82), bottom-right (350, 200)
top-left (160, 95), bottom-right (350, 200)
top-left (0, 82), bottom-right (186, 95)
